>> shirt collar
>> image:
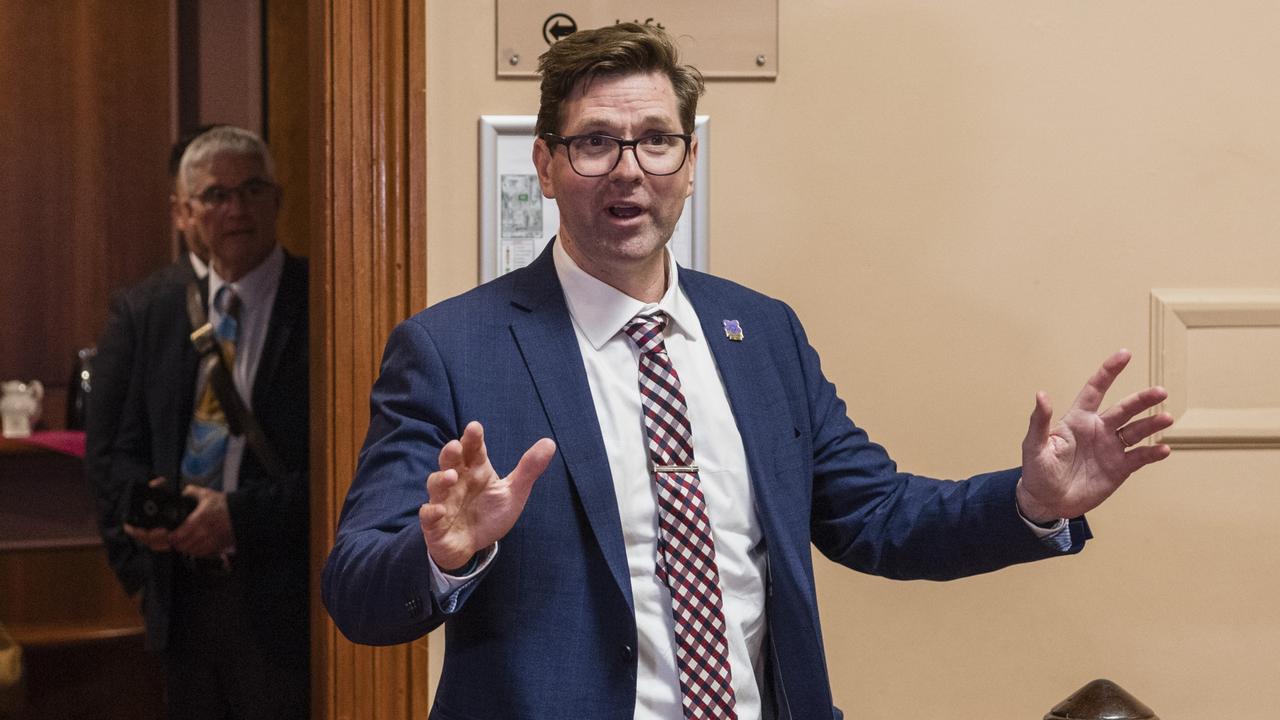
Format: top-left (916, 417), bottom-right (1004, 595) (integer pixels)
top-left (208, 245), bottom-right (283, 314)
top-left (553, 239), bottom-right (701, 350)
top-left (188, 251), bottom-right (209, 279)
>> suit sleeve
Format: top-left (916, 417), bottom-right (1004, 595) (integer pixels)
top-left (83, 288), bottom-right (150, 595)
top-left (322, 318), bottom-right (484, 646)
top-left (781, 304), bottom-right (1088, 581)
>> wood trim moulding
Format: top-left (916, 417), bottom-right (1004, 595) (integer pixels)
top-left (1150, 288), bottom-right (1280, 449)
top-left (310, 0), bottom-right (428, 718)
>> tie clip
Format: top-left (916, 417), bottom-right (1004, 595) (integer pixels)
top-left (652, 463), bottom-right (699, 474)
top-left (190, 323), bottom-right (217, 355)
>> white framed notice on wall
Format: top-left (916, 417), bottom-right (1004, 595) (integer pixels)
top-left (479, 114), bottom-right (709, 283)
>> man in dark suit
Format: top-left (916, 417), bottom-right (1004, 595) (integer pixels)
top-left (322, 24), bottom-right (1173, 719)
top-left (87, 126), bottom-right (217, 597)
top-left (89, 126), bottom-right (309, 720)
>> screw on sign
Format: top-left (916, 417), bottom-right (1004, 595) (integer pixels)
top-left (543, 13), bottom-right (577, 44)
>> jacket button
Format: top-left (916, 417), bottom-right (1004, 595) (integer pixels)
top-left (621, 644), bottom-right (634, 660)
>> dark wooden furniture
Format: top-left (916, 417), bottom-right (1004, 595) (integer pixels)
top-left (0, 436), bottom-right (163, 720)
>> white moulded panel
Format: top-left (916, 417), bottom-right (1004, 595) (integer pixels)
top-left (1151, 288), bottom-right (1280, 448)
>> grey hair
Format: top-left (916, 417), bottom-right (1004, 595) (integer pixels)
top-left (178, 126), bottom-right (276, 194)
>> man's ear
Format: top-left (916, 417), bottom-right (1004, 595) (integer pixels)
top-left (169, 193), bottom-right (187, 232)
top-left (175, 194), bottom-right (195, 226)
top-left (532, 137), bottom-right (557, 199)
top-left (684, 135), bottom-right (698, 199)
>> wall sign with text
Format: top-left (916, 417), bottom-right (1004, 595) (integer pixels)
top-left (496, 1), bottom-right (778, 79)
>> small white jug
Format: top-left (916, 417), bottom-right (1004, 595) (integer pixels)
top-left (1, 380), bottom-right (44, 438)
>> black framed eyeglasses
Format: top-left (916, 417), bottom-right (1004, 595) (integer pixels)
top-left (191, 178), bottom-right (277, 209)
top-left (541, 132), bottom-right (691, 177)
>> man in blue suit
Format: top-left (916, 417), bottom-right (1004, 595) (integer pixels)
top-left (322, 23), bottom-right (1173, 720)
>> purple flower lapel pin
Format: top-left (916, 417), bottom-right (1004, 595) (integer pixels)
top-left (723, 319), bottom-right (744, 342)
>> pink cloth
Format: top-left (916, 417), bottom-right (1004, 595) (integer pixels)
top-left (18, 430), bottom-right (86, 458)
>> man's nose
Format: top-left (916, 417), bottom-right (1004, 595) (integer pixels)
top-left (224, 187), bottom-right (251, 212)
top-left (610, 145), bottom-right (644, 180)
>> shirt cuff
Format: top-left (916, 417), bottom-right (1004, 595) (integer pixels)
top-left (1022, 514), bottom-right (1067, 538)
top-left (1016, 503), bottom-right (1073, 552)
top-left (427, 543), bottom-right (498, 608)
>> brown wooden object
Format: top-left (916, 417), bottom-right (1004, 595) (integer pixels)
top-left (1045, 678), bottom-right (1159, 720)
top-left (0, 2), bottom-right (174, 417)
top-left (267, 0), bottom-right (313, 260)
top-left (0, 442), bottom-right (140, 645)
top-left (310, 0), bottom-right (428, 717)
top-left (0, 441), bottom-right (162, 719)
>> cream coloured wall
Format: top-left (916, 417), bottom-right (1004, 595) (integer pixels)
top-left (425, 2), bottom-right (1280, 716)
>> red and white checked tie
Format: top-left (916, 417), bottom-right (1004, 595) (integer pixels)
top-left (624, 313), bottom-right (737, 720)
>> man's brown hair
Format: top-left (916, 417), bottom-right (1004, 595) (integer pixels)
top-left (535, 22), bottom-right (705, 137)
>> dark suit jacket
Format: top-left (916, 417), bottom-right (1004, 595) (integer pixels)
top-left (87, 255), bottom-right (199, 596)
top-left (90, 251), bottom-right (310, 659)
top-left (322, 242), bottom-right (1088, 719)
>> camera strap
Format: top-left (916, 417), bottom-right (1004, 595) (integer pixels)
top-left (185, 281), bottom-right (288, 479)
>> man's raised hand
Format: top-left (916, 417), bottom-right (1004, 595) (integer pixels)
top-left (1017, 349), bottom-right (1174, 524)
top-left (419, 421), bottom-right (556, 571)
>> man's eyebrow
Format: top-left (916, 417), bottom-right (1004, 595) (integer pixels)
top-left (203, 177), bottom-right (270, 188)
top-left (568, 115), bottom-right (680, 135)
top-left (565, 117), bottom-right (617, 134)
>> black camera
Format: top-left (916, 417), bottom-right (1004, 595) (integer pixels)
top-left (126, 484), bottom-right (197, 530)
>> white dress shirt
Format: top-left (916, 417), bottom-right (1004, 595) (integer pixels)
top-left (554, 243), bottom-right (768, 720)
top-left (200, 245), bottom-right (283, 493)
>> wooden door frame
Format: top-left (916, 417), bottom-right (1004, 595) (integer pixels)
top-left (309, 0), bottom-right (428, 717)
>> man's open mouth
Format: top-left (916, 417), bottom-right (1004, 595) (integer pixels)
top-left (607, 204), bottom-right (642, 219)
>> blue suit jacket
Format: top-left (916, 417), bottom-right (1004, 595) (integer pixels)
top-left (322, 243), bottom-right (1088, 720)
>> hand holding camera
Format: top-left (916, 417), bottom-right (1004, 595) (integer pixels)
top-left (127, 480), bottom-right (197, 530)
top-left (124, 478), bottom-right (235, 558)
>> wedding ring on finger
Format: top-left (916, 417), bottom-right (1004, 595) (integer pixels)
top-left (1115, 427), bottom-right (1133, 446)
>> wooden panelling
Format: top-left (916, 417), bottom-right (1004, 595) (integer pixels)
top-left (17, 636), bottom-right (163, 720)
top-left (310, 0), bottom-right (428, 717)
top-left (267, 0), bottom-right (312, 259)
top-left (0, 2), bottom-right (174, 423)
top-left (0, 444), bottom-right (161, 719)
top-left (195, 1), bottom-right (263, 134)
top-left (0, 446), bottom-right (141, 644)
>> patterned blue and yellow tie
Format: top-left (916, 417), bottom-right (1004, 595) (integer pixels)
top-left (180, 285), bottom-right (240, 489)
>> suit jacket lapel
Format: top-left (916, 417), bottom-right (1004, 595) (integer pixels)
top-left (681, 273), bottom-right (795, 555)
top-left (161, 272), bottom-right (204, 478)
top-left (252, 252), bottom-right (304, 408)
top-left (508, 247), bottom-right (634, 610)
